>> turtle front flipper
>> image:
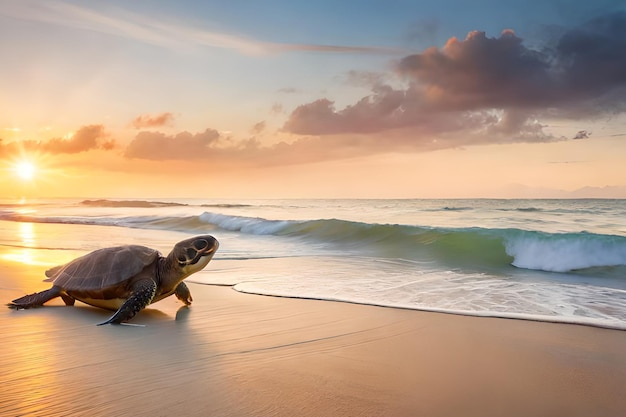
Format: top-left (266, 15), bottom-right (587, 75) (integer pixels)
top-left (98, 279), bottom-right (157, 325)
top-left (8, 287), bottom-right (63, 309)
top-left (174, 281), bottom-right (193, 306)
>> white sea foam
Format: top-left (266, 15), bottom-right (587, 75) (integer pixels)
top-left (505, 232), bottom-right (626, 272)
top-left (191, 255), bottom-right (626, 330)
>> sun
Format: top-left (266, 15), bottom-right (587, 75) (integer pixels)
top-left (14, 161), bottom-right (37, 181)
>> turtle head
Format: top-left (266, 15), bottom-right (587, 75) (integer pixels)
top-left (168, 235), bottom-right (219, 279)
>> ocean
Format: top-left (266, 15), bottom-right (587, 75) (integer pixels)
top-left (1, 198), bottom-right (625, 329)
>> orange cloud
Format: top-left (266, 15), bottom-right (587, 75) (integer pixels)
top-left (38, 125), bottom-right (114, 154)
top-left (124, 128), bottom-right (220, 160)
top-left (131, 112), bottom-right (175, 129)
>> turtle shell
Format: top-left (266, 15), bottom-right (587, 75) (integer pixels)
top-left (44, 245), bottom-right (160, 291)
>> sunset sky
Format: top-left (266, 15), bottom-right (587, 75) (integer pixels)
top-left (1, 0), bottom-right (625, 199)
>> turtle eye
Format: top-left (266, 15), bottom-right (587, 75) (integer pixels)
top-left (194, 239), bottom-right (209, 250)
top-left (186, 248), bottom-right (197, 259)
top-left (177, 255), bottom-right (187, 265)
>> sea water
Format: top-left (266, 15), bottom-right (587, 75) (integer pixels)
top-left (1, 198), bottom-right (625, 329)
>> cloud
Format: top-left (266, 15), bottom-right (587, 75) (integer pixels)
top-left (119, 124), bottom-right (374, 167)
top-left (271, 103), bottom-right (285, 114)
top-left (2, 1), bottom-right (402, 56)
top-left (396, 30), bottom-right (554, 110)
top-left (573, 130), bottom-right (591, 139)
top-left (0, 125), bottom-right (114, 156)
top-left (131, 112), bottom-right (175, 129)
top-left (124, 129), bottom-right (221, 160)
top-left (283, 12), bottom-right (626, 146)
top-left (41, 125), bottom-right (114, 153)
top-left (397, 12), bottom-right (626, 114)
top-left (250, 121), bottom-right (266, 135)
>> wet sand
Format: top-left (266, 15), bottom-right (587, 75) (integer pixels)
top-left (2, 259), bottom-right (626, 417)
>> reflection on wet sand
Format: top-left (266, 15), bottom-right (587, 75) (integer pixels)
top-left (2, 314), bottom-right (59, 415)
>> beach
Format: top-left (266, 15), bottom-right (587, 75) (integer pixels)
top-left (3, 0), bottom-right (626, 414)
top-left (2, 256), bottom-right (626, 417)
top-left (1, 200), bottom-right (625, 416)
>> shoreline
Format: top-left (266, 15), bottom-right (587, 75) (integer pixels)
top-left (227, 285), bottom-right (626, 332)
top-left (2, 257), bottom-right (626, 416)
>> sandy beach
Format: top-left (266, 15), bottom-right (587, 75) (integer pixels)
top-left (0, 255), bottom-right (624, 417)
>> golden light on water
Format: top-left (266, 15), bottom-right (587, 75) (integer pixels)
top-left (19, 222), bottom-right (35, 246)
top-left (0, 221), bottom-right (75, 267)
top-left (1, 222), bottom-right (37, 265)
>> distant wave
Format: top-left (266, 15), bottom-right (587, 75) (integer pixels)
top-left (200, 203), bottom-right (253, 208)
top-left (2, 209), bottom-right (625, 276)
top-left (513, 207), bottom-right (543, 212)
top-left (494, 206), bottom-right (606, 215)
top-left (79, 199), bottom-right (253, 209)
top-left (80, 199), bottom-right (187, 208)
top-left (418, 206), bottom-right (474, 212)
top-left (442, 206), bottom-right (473, 211)
top-left (424, 206), bottom-right (541, 213)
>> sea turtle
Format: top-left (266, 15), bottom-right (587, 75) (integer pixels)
top-left (8, 235), bottom-right (219, 325)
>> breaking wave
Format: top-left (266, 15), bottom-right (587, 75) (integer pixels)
top-left (3, 209), bottom-right (624, 276)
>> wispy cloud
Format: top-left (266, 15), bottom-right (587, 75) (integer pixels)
top-left (2, 1), bottom-right (402, 56)
top-left (131, 113), bottom-right (175, 129)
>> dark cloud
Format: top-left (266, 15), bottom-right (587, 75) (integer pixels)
top-left (573, 130), bottom-right (591, 139)
top-left (131, 112), bottom-right (175, 129)
top-left (397, 30), bottom-right (555, 110)
top-left (283, 12), bottom-right (626, 145)
top-left (124, 128), bottom-right (220, 160)
top-left (283, 87), bottom-right (407, 136)
top-left (399, 11), bottom-right (626, 112)
top-left (555, 12), bottom-right (626, 100)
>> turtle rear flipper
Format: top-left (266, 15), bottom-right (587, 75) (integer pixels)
top-left (98, 279), bottom-right (157, 325)
top-left (8, 287), bottom-right (64, 309)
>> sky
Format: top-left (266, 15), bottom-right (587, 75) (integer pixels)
top-left (1, 0), bottom-right (625, 199)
